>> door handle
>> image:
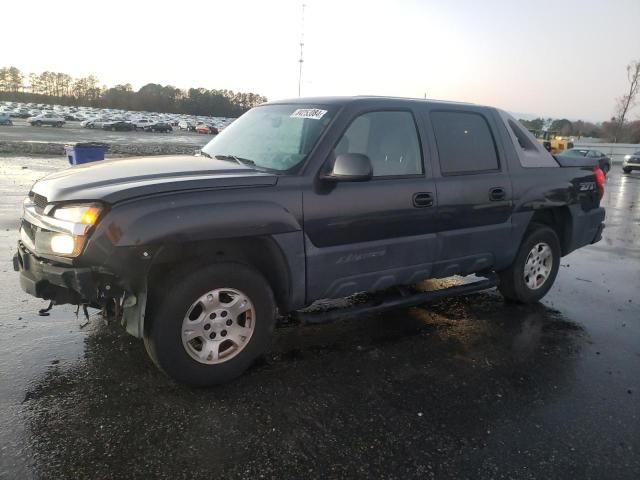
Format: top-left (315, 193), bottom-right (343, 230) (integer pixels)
top-left (489, 187), bottom-right (506, 201)
top-left (413, 192), bottom-right (434, 208)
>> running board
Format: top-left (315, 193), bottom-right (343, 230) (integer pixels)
top-left (293, 275), bottom-right (498, 324)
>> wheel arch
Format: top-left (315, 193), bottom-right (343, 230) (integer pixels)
top-left (143, 236), bottom-right (294, 335)
top-left (528, 206), bottom-right (572, 255)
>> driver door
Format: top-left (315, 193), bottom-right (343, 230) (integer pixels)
top-left (303, 108), bottom-right (438, 301)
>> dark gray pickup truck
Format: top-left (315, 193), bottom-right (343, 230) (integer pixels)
top-left (14, 96), bottom-right (605, 386)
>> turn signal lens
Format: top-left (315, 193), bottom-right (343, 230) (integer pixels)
top-left (53, 204), bottom-right (103, 225)
top-left (80, 208), bottom-right (100, 225)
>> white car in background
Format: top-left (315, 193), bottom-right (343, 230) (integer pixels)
top-left (132, 118), bottom-right (154, 130)
top-left (90, 118), bottom-right (114, 129)
top-left (80, 118), bottom-right (98, 128)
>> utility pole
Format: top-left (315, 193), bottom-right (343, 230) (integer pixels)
top-left (298, 3), bottom-right (306, 97)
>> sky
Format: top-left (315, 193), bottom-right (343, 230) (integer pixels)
top-left (2, 0), bottom-right (640, 121)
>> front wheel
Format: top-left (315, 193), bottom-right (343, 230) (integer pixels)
top-left (498, 225), bottom-right (561, 303)
top-left (144, 263), bottom-right (277, 386)
top-left (623, 168), bottom-right (631, 174)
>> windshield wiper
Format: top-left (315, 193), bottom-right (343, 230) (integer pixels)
top-left (199, 150), bottom-right (213, 159)
top-left (214, 154), bottom-right (257, 167)
top-left (213, 154), bottom-right (278, 173)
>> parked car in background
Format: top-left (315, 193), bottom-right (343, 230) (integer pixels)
top-left (559, 148), bottom-right (611, 175)
top-left (10, 109), bottom-right (31, 118)
top-left (1, 100), bottom-right (236, 135)
top-left (623, 151), bottom-right (640, 174)
top-left (28, 113), bottom-right (65, 127)
top-left (178, 120), bottom-right (196, 131)
top-left (91, 118), bottom-right (113, 129)
top-left (195, 123), bottom-right (218, 134)
top-left (80, 118), bottom-right (97, 128)
top-left (143, 122), bottom-right (173, 133)
top-left (133, 119), bottom-right (154, 130)
top-left (103, 120), bottom-right (135, 131)
top-left (0, 113), bottom-right (13, 125)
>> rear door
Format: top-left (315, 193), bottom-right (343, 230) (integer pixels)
top-left (423, 107), bottom-right (514, 276)
top-left (303, 107), bottom-right (439, 301)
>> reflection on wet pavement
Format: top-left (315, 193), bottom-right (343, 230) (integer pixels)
top-left (20, 295), bottom-right (588, 478)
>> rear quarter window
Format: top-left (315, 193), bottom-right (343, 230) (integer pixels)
top-left (431, 111), bottom-right (499, 175)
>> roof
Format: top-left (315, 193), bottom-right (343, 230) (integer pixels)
top-left (266, 95), bottom-right (483, 108)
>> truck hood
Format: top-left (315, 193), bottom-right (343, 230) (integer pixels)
top-left (31, 155), bottom-right (278, 204)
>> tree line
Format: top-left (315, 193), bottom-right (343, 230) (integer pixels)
top-left (518, 117), bottom-right (640, 144)
top-left (0, 66), bottom-right (268, 117)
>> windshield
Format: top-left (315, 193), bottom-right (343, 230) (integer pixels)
top-left (201, 104), bottom-right (334, 172)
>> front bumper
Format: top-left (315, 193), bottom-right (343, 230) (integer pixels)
top-left (13, 242), bottom-right (97, 304)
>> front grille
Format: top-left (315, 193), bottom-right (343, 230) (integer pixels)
top-left (29, 192), bottom-right (47, 210)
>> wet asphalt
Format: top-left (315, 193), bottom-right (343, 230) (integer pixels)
top-left (0, 156), bottom-right (638, 479)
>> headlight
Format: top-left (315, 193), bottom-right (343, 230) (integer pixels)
top-left (34, 231), bottom-right (86, 257)
top-left (50, 234), bottom-right (76, 255)
top-left (52, 204), bottom-right (103, 226)
top-left (21, 202), bottom-right (103, 257)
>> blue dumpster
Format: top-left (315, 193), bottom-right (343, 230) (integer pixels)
top-left (65, 142), bottom-right (109, 165)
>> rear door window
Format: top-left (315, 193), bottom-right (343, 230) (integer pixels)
top-left (430, 111), bottom-right (499, 175)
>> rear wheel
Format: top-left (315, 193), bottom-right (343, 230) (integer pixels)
top-left (498, 225), bottom-right (561, 303)
top-left (144, 263), bottom-right (277, 386)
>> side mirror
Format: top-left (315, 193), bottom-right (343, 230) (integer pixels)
top-left (324, 153), bottom-right (373, 182)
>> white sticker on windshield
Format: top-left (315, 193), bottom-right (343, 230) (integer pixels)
top-left (290, 108), bottom-right (327, 120)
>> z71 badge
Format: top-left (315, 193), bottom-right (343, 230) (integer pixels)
top-left (579, 182), bottom-right (596, 191)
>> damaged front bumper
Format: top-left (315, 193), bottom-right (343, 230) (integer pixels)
top-left (14, 241), bottom-right (146, 338)
top-left (14, 242), bottom-right (100, 304)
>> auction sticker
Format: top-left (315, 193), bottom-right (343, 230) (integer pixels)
top-left (290, 108), bottom-right (327, 120)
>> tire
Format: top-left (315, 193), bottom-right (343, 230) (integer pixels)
top-left (623, 168), bottom-right (631, 174)
top-left (143, 263), bottom-right (277, 387)
top-left (498, 225), bottom-right (561, 304)
top-left (34, 121), bottom-right (42, 127)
